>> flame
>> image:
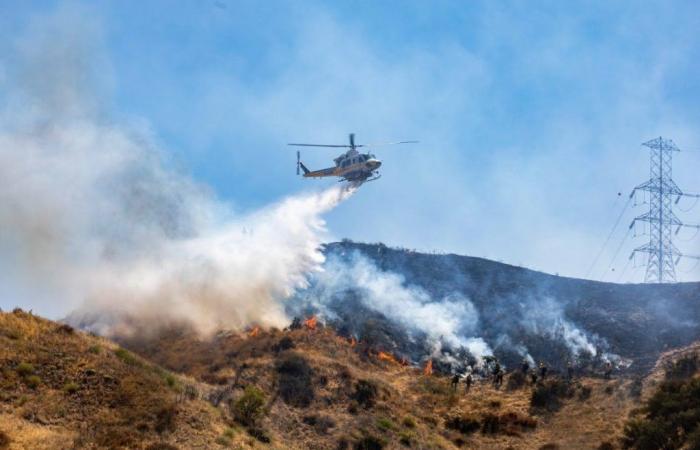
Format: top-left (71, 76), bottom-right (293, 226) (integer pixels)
top-left (423, 359), bottom-right (433, 376)
top-left (349, 337), bottom-right (357, 347)
top-left (304, 315), bottom-right (317, 330)
top-left (377, 351), bottom-right (398, 364)
top-left (248, 326), bottom-right (260, 337)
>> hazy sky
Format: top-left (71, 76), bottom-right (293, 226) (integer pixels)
top-left (3, 0), bottom-right (700, 283)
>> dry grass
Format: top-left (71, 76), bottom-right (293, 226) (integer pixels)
top-left (2, 310), bottom-right (684, 449)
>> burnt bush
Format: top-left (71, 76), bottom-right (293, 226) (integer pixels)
top-left (530, 379), bottom-right (573, 412)
top-left (578, 385), bottom-right (592, 401)
top-left (274, 336), bottom-right (295, 352)
top-left (0, 430), bottom-right (10, 449)
top-left (303, 414), bottom-right (336, 434)
top-left (353, 435), bottom-right (385, 450)
top-left (352, 379), bottom-right (379, 409)
top-left (445, 414), bottom-right (480, 435)
top-left (154, 404), bottom-right (177, 434)
top-left (247, 426), bottom-right (271, 443)
top-left (597, 442), bottom-right (615, 450)
top-left (145, 444), bottom-right (179, 450)
top-left (622, 377), bottom-right (700, 449)
top-left (481, 412), bottom-right (536, 436)
top-left (276, 352), bottom-right (314, 407)
top-left (56, 323), bottom-right (74, 334)
top-left (506, 371), bottom-right (527, 390)
top-left (664, 353), bottom-right (698, 380)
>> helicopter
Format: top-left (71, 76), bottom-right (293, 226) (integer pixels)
top-left (289, 133), bottom-right (418, 183)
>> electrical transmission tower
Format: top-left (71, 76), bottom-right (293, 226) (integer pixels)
top-left (628, 137), bottom-right (700, 283)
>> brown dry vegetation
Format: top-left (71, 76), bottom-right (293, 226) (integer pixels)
top-left (0, 310), bottom-right (228, 449)
top-left (1, 310), bottom-right (688, 449)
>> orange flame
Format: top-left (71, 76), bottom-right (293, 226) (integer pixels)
top-left (423, 359), bottom-right (433, 376)
top-left (248, 326), bottom-right (260, 337)
top-left (377, 351), bottom-right (398, 364)
top-left (349, 337), bottom-right (357, 347)
top-left (303, 315), bottom-right (317, 330)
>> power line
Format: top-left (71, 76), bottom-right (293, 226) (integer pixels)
top-left (601, 226), bottom-right (632, 281)
top-left (585, 195), bottom-right (632, 279)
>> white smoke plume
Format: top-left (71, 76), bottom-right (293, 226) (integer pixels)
top-left (301, 253), bottom-right (492, 362)
top-left (0, 7), bottom-right (355, 335)
top-left (518, 296), bottom-right (599, 358)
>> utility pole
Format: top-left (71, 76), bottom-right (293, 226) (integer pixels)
top-left (628, 137), bottom-right (700, 283)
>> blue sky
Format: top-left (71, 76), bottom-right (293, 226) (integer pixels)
top-left (3, 0), bottom-right (700, 282)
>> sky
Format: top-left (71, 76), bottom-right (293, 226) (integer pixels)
top-left (2, 0), bottom-right (700, 283)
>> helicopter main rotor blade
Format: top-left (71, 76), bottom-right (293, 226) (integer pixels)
top-left (362, 140), bottom-right (419, 147)
top-left (288, 143), bottom-right (352, 148)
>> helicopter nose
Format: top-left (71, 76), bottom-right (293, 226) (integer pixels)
top-left (368, 159), bottom-right (381, 170)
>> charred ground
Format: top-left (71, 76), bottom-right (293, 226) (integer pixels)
top-left (289, 241), bottom-right (700, 374)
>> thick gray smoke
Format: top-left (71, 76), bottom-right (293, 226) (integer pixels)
top-left (0, 7), bottom-right (355, 335)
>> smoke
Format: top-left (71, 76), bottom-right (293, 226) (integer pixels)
top-left (292, 248), bottom-right (621, 369)
top-left (294, 252), bottom-right (492, 363)
top-left (0, 6), bottom-right (355, 335)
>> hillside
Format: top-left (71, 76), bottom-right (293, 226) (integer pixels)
top-left (0, 309), bottom-right (228, 449)
top-left (287, 242), bottom-right (700, 373)
top-left (120, 319), bottom-right (651, 450)
top-left (3, 308), bottom-right (699, 449)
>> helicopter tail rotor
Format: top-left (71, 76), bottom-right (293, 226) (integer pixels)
top-left (296, 151), bottom-right (300, 175)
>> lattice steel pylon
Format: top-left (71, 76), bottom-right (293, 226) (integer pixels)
top-left (628, 137), bottom-right (700, 283)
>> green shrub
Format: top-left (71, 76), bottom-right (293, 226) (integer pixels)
top-left (63, 382), bottom-right (79, 394)
top-left (402, 416), bottom-right (416, 428)
top-left (622, 377), bottom-right (700, 449)
top-left (16, 362), bottom-right (34, 377)
top-left (114, 348), bottom-right (139, 365)
top-left (664, 354), bottom-right (698, 380)
top-left (398, 431), bottom-right (413, 447)
top-left (25, 375), bottom-right (41, 389)
top-left (376, 417), bottom-right (394, 431)
top-left (88, 345), bottom-right (101, 354)
top-left (232, 386), bottom-right (266, 426)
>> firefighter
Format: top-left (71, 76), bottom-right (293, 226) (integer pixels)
top-left (539, 361), bottom-right (548, 380)
top-left (465, 372), bottom-right (473, 393)
top-left (530, 371), bottom-right (538, 385)
top-left (451, 373), bottom-right (460, 391)
top-left (521, 359), bottom-right (530, 375)
top-left (567, 361), bottom-right (574, 380)
top-left (495, 369), bottom-right (504, 389)
top-left (604, 361), bottom-right (613, 379)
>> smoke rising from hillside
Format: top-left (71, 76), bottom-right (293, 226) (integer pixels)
top-left (0, 8), bottom-right (355, 335)
top-left (292, 250), bottom-right (620, 369)
top-left (296, 253), bottom-right (492, 362)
